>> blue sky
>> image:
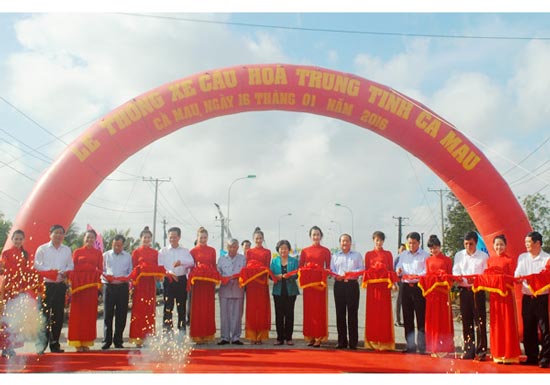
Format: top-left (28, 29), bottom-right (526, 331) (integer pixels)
top-left (1, 7), bottom-right (550, 254)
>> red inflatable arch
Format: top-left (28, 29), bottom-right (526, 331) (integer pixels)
top-left (4, 64), bottom-right (531, 258)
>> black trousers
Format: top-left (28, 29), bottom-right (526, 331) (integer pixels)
top-left (522, 294), bottom-right (550, 364)
top-left (103, 283), bottom-right (129, 346)
top-left (401, 282), bottom-right (426, 352)
top-left (38, 282), bottom-right (67, 351)
top-left (273, 293), bottom-right (297, 342)
top-left (333, 280), bottom-right (360, 348)
top-left (163, 276), bottom-right (188, 330)
top-left (459, 287), bottom-right (487, 358)
top-left (395, 282), bottom-right (404, 324)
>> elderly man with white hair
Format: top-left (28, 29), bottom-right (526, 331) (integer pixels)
top-left (216, 238), bottom-right (246, 345)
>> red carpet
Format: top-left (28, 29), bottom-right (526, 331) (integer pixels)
top-left (1, 348), bottom-right (548, 374)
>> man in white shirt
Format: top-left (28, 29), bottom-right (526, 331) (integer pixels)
top-left (101, 234), bottom-right (132, 350)
top-left (452, 231), bottom-right (488, 361)
top-left (396, 232), bottom-right (429, 354)
top-left (514, 231), bottom-right (550, 368)
top-left (33, 224), bottom-right (74, 354)
top-left (217, 238), bottom-right (246, 345)
top-left (331, 233), bottom-right (364, 350)
top-left (158, 227), bottom-right (195, 333)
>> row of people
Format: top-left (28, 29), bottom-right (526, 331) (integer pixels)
top-left (1, 225), bottom-right (549, 368)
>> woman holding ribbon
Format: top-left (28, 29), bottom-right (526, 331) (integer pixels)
top-left (189, 226), bottom-right (218, 343)
top-left (0, 230), bottom-right (41, 358)
top-left (363, 231), bottom-right (396, 351)
top-left (240, 227), bottom-right (271, 344)
top-left (420, 234), bottom-right (455, 357)
top-left (474, 234), bottom-right (521, 364)
top-left (270, 239), bottom-right (299, 345)
top-left (299, 226), bottom-right (331, 348)
top-left (129, 226), bottom-right (164, 347)
top-left (67, 229), bottom-right (103, 352)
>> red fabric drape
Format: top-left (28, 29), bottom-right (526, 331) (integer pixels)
top-left (363, 250), bottom-right (396, 350)
top-left (189, 245), bottom-right (217, 343)
top-left (473, 255), bottom-right (521, 363)
top-left (242, 247), bottom-right (271, 342)
top-left (67, 246), bottom-right (102, 347)
top-left (420, 255), bottom-right (454, 355)
top-left (0, 247), bottom-right (41, 350)
top-left (299, 245), bottom-right (331, 342)
top-left (129, 246), bottom-right (160, 344)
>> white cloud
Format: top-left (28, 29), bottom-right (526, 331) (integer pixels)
top-left (508, 40), bottom-right (550, 131)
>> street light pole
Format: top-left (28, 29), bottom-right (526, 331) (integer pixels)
top-left (278, 213), bottom-right (292, 240)
top-left (226, 175), bottom-right (256, 245)
top-left (335, 203), bottom-right (354, 247)
top-left (330, 219), bottom-right (342, 235)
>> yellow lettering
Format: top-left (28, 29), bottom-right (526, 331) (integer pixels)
top-left (439, 131), bottom-right (462, 153)
top-left (254, 92), bottom-right (295, 105)
top-left (198, 70), bottom-right (238, 92)
top-left (248, 66), bottom-right (288, 86)
top-left (203, 96), bottom-right (234, 113)
top-left (71, 134), bottom-right (101, 162)
top-left (153, 112), bottom-right (172, 130)
top-left (169, 80), bottom-right (197, 101)
top-left (295, 68), bottom-right (359, 96)
top-left (171, 103), bottom-right (200, 122)
top-left (462, 153), bottom-right (481, 171)
top-left (360, 109), bottom-right (389, 130)
top-left (326, 98), bottom-right (353, 116)
top-left (415, 111), bottom-right (441, 138)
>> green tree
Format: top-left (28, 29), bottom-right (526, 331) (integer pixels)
top-left (0, 212), bottom-right (12, 249)
top-left (522, 193), bottom-right (550, 253)
top-left (443, 193), bottom-right (479, 257)
top-left (101, 228), bottom-right (140, 252)
top-left (64, 222), bottom-right (84, 251)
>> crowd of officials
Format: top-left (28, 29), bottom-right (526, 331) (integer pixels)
top-left (1, 223), bottom-right (550, 369)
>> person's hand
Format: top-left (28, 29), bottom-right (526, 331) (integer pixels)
top-left (396, 268), bottom-right (402, 276)
top-left (174, 260), bottom-right (182, 268)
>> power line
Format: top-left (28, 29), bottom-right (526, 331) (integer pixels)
top-left (171, 181), bottom-right (201, 225)
top-left (0, 96), bottom-right (68, 146)
top-left (428, 188), bottom-right (450, 245)
top-left (502, 134), bottom-right (550, 176)
top-left (143, 177), bottom-right (171, 246)
top-left (116, 13), bottom-right (550, 41)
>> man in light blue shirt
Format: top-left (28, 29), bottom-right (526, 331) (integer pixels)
top-left (452, 231), bottom-right (488, 361)
top-left (331, 233), bottom-right (364, 349)
top-left (514, 231), bottom-right (550, 367)
top-left (33, 224), bottom-right (74, 354)
top-left (158, 227), bottom-right (195, 333)
top-left (101, 234), bottom-right (132, 349)
top-left (395, 231), bottom-right (429, 354)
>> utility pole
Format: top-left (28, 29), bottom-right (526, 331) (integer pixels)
top-left (162, 218), bottom-right (168, 247)
top-left (143, 177), bottom-right (171, 247)
top-left (428, 188), bottom-right (450, 246)
top-left (393, 216), bottom-right (409, 250)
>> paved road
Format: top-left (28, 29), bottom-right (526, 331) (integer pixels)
top-left (15, 280), bottom-right (473, 354)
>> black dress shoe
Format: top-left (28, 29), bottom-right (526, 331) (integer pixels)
top-left (101, 343), bottom-right (111, 350)
top-left (474, 355), bottom-right (487, 362)
top-left (50, 348), bottom-right (64, 353)
top-left (349, 346), bottom-right (357, 350)
top-left (114, 344), bottom-right (124, 349)
top-left (539, 360), bottom-right (550, 368)
top-left (217, 340), bottom-right (230, 345)
top-left (335, 345), bottom-right (347, 349)
top-left (231, 340), bottom-right (243, 345)
top-left (402, 348), bottom-right (416, 354)
top-left (520, 360), bottom-right (538, 366)
top-left (461, 353), bottom-right (475, 360)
